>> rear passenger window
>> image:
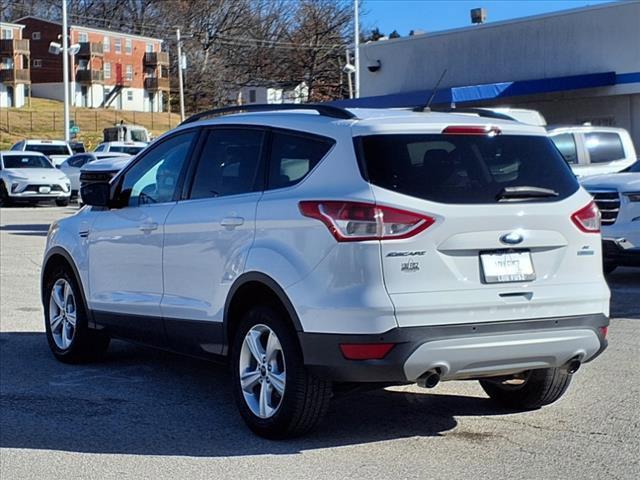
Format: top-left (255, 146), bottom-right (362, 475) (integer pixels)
top-left (190, 129), bottom-right (265, 199)
top-left (550, 133), bottom-right (578, 164)
top-left (267, 131), bottom-right (334, 190)
top-left (584, 132), bottom-right (625, 163)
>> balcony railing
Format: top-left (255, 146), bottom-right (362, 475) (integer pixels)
top-left (0, 68), bottom-right (31, 84)
top-left (77, 42), bottom-right (104, 56)
top-left (76, 69), bottom-right (104, 83)
top-left (144, 77), bottom-right (170, 91)
top-left (0, 39), bottom-right (30, 55)
top-left (143, 51), bottom-right (169, 66)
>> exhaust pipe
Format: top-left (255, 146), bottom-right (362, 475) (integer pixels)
top-left (565, 358), bottom-right (581, 375)
top-left (417, 370), bottom-right (440, 389)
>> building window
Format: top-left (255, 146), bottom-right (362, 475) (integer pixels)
top-left (125, 38), bottom-right (132, 55)
top-left (33, 59), bottom-right (42, 68)
top-left (146, 42), bottom-right (154, 53)
top-left (104, 62), bottom-right (111, 79)
top-left (114, 38), bottom-right (121, 54)
top-left (103, 35), bottom-right (110, 52)
top-left (32, 32), bottom-right (41, 40)
top-left (1, 29), bottom-right (13, 40)
top-left (78, 59), bottom-right (89, 70)
top-left (125, 64), bottom-right (133, 81)
top-left (78, 32), bottom-right (88, 43)
top-left (127, 90), bottom-right (133, 101)
top-left (249, 89), bottom-right (256, 103)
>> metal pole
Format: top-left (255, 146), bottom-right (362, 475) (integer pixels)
top-left (345, 48), bottom-right (353, 99)
top-left (354, 0), bottom-right (360, 99)
top-left (176, 28), bottom-right (185, 122)
top-left (62, 0), bottom-right (70, 142)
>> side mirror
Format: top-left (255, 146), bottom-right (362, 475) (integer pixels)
top-left (80, 182), bottom-right (111, 207)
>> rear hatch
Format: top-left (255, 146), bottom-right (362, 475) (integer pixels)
top-left (356, 125), bottom-right (609, 327)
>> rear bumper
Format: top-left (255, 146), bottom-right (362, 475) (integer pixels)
top-left (299, 314), bottom-right (608, 383)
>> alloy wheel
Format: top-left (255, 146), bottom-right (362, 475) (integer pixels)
top-left (48, 278), bottom-right (77, 350)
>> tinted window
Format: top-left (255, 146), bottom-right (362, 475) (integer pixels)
top-left (67, 154), bottom-right (90, 168)
top-left (95, 144), bottom-right (105, 151)
top-left (3, 155), bottom-right (53, 169)
top-left (268, 131), bottom-right (333, 190)
top-left (25, 144), bottom-right (71, 156)
top-left (627, 161), bottom-right (640, 173)
top-left (190, 129), bottom-right (264, 199)
top-left (117, 131), bottom-right (196, 207)
top-left (584, 132), bottom-right (625, 163)
top-left (550, 133), bottom-right (578, 164)
top-left (358, 134), bottom-right (579, 204)
top-left (109, 146), bottom-right (144, 155)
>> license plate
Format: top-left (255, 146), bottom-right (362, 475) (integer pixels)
top-left (480, 251), bottom-right (535, 283)
top-left (38, 186), bottom-right (51, 194)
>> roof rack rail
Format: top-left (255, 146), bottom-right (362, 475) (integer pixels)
top-left (180, 103), bottom-right (357, 125)
top-left (430, 107), bottom-right (516, 122)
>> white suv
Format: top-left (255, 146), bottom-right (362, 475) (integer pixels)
top-left (41, 105), bottom-right (610, 438)
top-left (11, 139), bottom-right (73, 167)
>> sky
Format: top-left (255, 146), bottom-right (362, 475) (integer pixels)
top-left (362, 0), bottom-right (618, 36)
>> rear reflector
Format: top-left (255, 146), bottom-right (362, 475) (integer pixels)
top-left (571, 201), bottom-right (601, 233)
top-left (442, 125), bottom-right (502, 136)
top-left (339, 343), bottom-right (395, 360)
top-left (599, 326), bottom-right (608, 338)
top-left (299, 201), bottom-right (435, 242)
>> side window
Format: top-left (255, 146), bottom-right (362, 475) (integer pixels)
top-left (68, 155), bottom-right (87, 168)
top-left (584, 132), bottom-right (625, 163)
top-left (550, 133), bottom-right (578, 164)
top-left (190, 129), bottom-right (265, 199)
top-left (267, 131), bottom-right (334, 190)
top-left (118, 131), bottom-right (196, 207)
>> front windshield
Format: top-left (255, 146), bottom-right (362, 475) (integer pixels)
top-left (3, 155), bottom-right (53, 169)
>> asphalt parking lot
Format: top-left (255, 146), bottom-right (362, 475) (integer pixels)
top-left (1, 205), bottom-right (639, 480)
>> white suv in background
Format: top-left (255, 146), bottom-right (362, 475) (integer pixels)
top-left (94, 141), bottom-right (147, 156)
top-left (11, 139), bottom-right (74, 167)
top-left (548, 125), bottom-right (637, 177)
top-left (41, 105), bottom-right (610, 438)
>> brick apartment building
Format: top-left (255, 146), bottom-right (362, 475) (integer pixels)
top-left (1, 21), bottom-right (30, 108)
top-left (16, 16), bottom-right (169, 112)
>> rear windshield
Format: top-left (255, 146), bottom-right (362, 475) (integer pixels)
top-left (3, 155), bottom-right (53, 169)
top-left (25, 144), bottom-right (71, 156)
top-left (357, 134), bottom-right (579, 204)
top-left (109, 146), bottom-right (144, 155)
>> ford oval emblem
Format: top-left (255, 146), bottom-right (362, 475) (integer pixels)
top-left (500, 232), bottom-right (524, 245)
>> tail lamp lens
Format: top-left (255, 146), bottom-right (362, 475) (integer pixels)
top-left (571, 201), bottom-right (600, 233)
top-left (299, 201), bottom-right (435, 242)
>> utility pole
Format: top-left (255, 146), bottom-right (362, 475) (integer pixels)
top-left (176, 28), bottom-right (185, 122)
top-left (354, 0), bottom-right (360, 98)
top-left (62, 0), bottom-right (70, 141)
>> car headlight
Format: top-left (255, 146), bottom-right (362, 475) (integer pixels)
top-left (624, 192), bottom-right (640, 202)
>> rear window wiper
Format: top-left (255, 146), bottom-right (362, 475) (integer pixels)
top-left (497, 186), bottom-right (559, 201)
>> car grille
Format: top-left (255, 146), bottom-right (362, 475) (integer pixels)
top-left (24, 184), bottom-right (65, 193)
top-left (589, 190), bottom-right (620, 226)
top-left (79, 171), bottom-right (116, 185)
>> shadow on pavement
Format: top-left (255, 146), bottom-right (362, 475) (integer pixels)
top-left (607, 267), bottom-right (640, 319)
top-left (0, 332), bottom-right (504, 457)
top-left (0, 224), bottom-right (50, 237)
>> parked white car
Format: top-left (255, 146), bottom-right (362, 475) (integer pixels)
top-left (548, 125), bottom-right (637, 177)
top-left (0, 151), bottom-right (71, 206)
top-left (10, 139), bottom-right (73, 167)
top-left (59, 152), bottom-right (130, 195)
top-left (94, 141), bottom-right (147, 156)
top-left (42, 105), bottom-right (609, 439)
top-left (581, 161), bottom-right (640, 273)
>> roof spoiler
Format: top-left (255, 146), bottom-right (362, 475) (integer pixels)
top-left (430, 107), bottom-right (517, 122)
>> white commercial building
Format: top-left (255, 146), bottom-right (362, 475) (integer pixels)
top-left (339, 1), bottom-right (640, 147)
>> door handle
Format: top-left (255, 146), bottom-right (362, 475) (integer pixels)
top-left (139, 222), bottom-right (159, 233)
top-left (220, 216), bottom-right (245, 228)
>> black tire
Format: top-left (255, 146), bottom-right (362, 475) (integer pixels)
top-left (603, 262), bottom-right (617, 275)
top-left (0, 183), bottom-right (11, 207)
top-left (43, 264), bottom-right (110, 363)
top-left (479, 368), bottom-right (572, 410)
top-left (231, 305), bottom-right (332, 439)
top-left (55, 198), bottom-right (70, 207)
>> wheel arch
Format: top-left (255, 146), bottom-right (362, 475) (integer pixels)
top-left (223, 272), bottom-right (302, 356)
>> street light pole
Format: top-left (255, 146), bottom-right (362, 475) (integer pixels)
top-left (176, 28), bottom-right (185, 122)
top-left (62, 0), bottom-right (70, 141)
top-left (354, 0), bottom-right (360, 99)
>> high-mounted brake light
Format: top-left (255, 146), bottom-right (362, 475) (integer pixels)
top-left (442, 125), bottom-right (502, 136)
top-left (299, 201), bottom-right (435, 242)
top-left (340, 343), bottom-right (395, 360)
top-left (571, 201), bottom-right (600, 233)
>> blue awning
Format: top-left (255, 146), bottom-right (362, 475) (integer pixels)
top-left (332, 71), bottom-right (618, 108)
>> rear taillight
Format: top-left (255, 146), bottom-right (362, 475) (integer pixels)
top-left (442, 125), bottom-right (501, 136)
top-left (571, 201), bottom-right (600, 233)
top-left (299, 201), bottom-right (435, 242)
